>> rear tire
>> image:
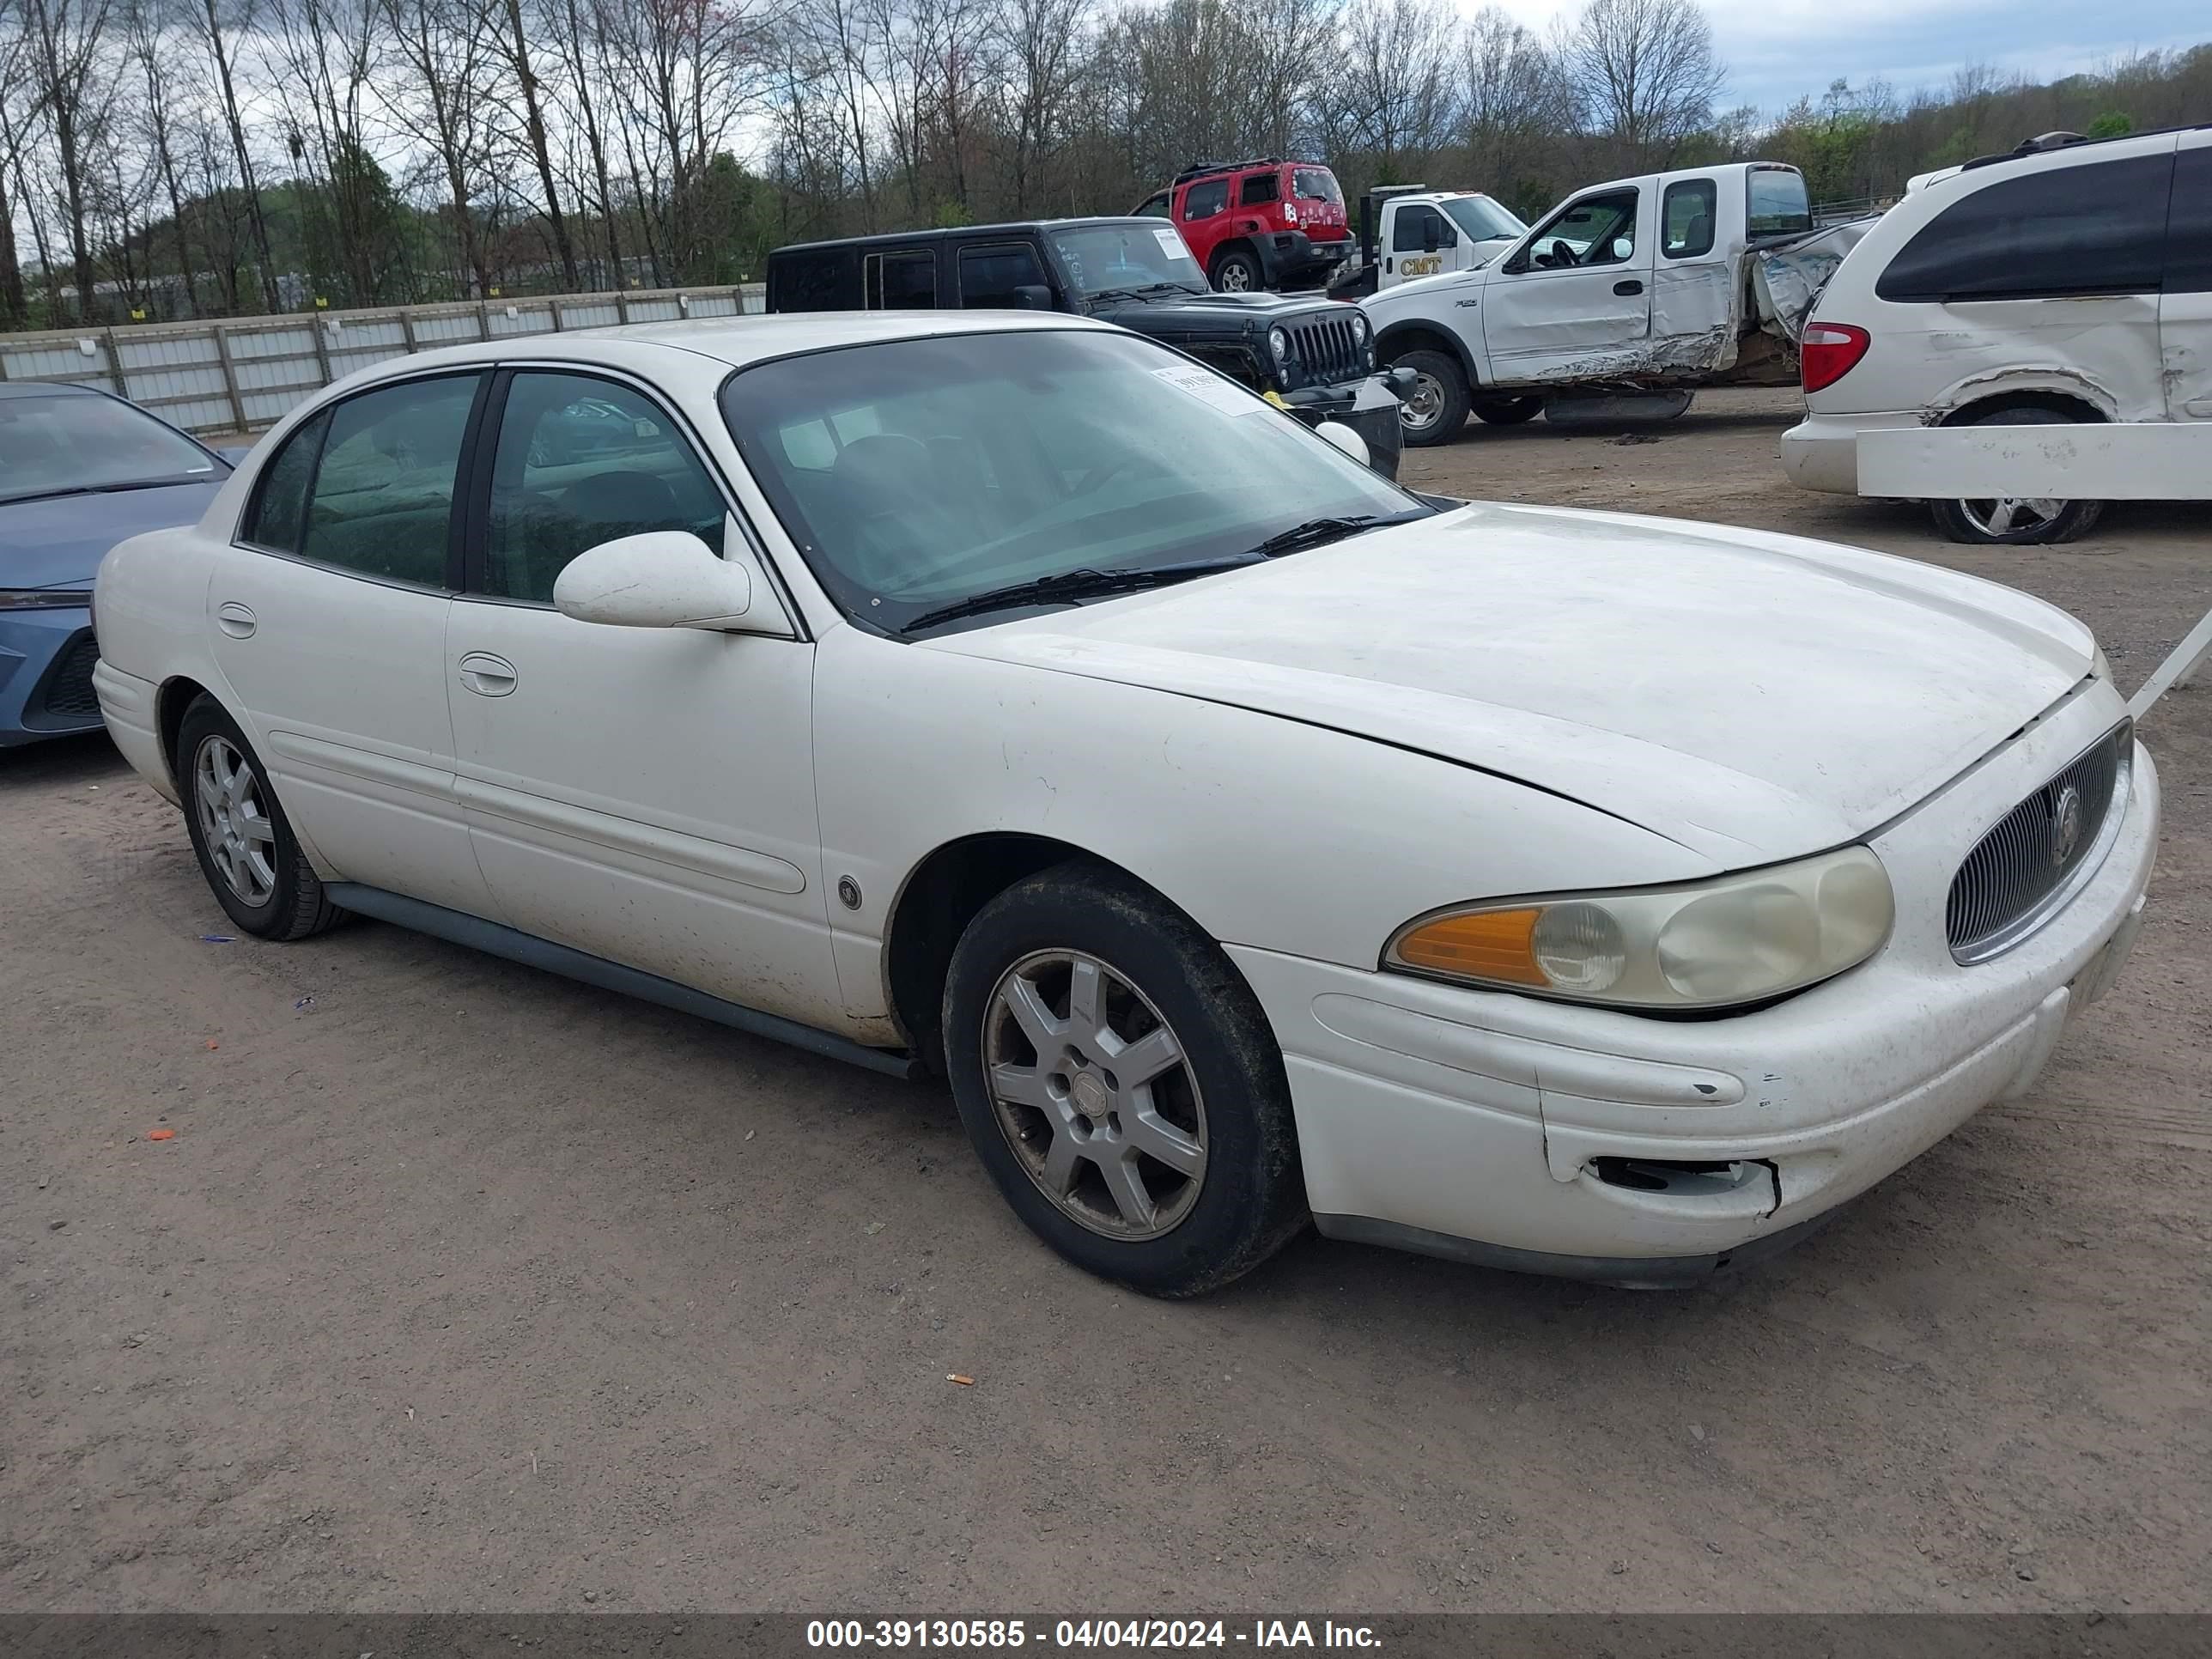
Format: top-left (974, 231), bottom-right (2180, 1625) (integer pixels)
top-left (1929, 404), bottom-right (2107, 544)
top-left (942, 861), bottom-right (1308, 1297)
top-left (1474, 396), bottom-right (1543, 426)
top-left (176, 696), bottom-right (344, 941)
top-left (1393, 349), bottom-right (1471, 447)
top-left (1211, 248), bottom-right (1263, 293)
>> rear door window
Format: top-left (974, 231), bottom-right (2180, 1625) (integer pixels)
top-left (1240, 173), bottom-right (1280, 207)
top-left (295, 374), bottom-right (482, 586)
top-left (864, 249), bottom-right (937, 309)
top-left (1747, 168), bottom-right (1813, 238)
top-left (1875, 153), bottom-right (2175, 302)
top-left (1182, 179), bottom-right (1230, 221)
top-left (1662, 180), bottom-right (1717, 258)
top-left (2162, 144), bottom-right (2211, 293)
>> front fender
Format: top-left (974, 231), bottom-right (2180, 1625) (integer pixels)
top-left (811, 627), bottom-right (1709, 1023)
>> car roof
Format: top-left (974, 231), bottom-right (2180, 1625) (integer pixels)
top-left (772, 217), bottom-right (1160, 256)
top-left (329, 308), bottom-right (1113, 383)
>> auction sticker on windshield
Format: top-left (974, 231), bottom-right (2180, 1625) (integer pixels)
top-left (1152, 228), bottom-right (1186, 259)
top-left (1152, 363), bottom-right (1263, 416)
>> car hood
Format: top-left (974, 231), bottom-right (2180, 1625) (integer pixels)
top-left (927, 503), bottom-right (2094, 865)
top-left (0, 478), bottom-right (227, 591)
top-left (1086, 290), bottom-right (1335, 330)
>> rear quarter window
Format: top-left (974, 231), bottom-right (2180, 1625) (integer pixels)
top-left (769, 248), bottom-right (859, 311)
top-left (1875, 152), bottom-right (2175, 302)
top-left (1747, 168), bottom-right (1812, 238)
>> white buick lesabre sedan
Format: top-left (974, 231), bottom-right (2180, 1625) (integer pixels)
top-left (91, 312), bottom-right (2157, 1296)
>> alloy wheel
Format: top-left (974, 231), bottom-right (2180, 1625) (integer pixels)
top-left (1960, 496), bottom-right (2066, 538)
top-left (981, 949), bottom-right (1208, 1240)
top-left (192, 734), bottom-right (277, 906)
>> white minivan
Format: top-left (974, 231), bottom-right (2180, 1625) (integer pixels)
top-left (1783, 125), bottom-right (2211, 543)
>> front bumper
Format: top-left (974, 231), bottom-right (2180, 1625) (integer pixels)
top-left (0, 604), bottom-right (100, 745)
top-left (1231, 689), bottom-right (2159, 1285)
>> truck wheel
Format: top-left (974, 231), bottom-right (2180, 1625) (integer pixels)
top-left (1929, 405), bottom-right (2106, 545)
top-left (1393, 349), bottom-right (1470, 447)
top-left (941, 860), bottom-right (1308, 1297)
top-left (1211, 248), bottom-right (1262, 293)
top-left (1474, 397), bottom-right (1543, 426)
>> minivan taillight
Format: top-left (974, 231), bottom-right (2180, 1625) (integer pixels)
top-left (1800, 322), bottom-right (1870, 394)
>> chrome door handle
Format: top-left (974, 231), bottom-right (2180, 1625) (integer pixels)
top-left (216, 601), bottom-right (256, 639)
top-left (457, 652), bottom-right (518, 697)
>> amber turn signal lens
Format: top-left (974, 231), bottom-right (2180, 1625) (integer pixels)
top-left (1392, 908), bottom-right (1548, 985)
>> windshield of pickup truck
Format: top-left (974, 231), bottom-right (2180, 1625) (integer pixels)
top-left (1442, 194), bottom-right (1528, 245)
top-left (721, 329), bottom-right (1426, 634)
top-left (1050, 223), bottom-right (1207, 296)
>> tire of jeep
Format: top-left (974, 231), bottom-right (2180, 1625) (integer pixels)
top-left (176, 694), bottom-right (346, 941)
top-left (1211, 248), bottom-right (1263, 293)
top-left (1393, 349), bottom-right (1471, 446)
top-left (1929, 404), bottom-right (2107, 545)
top-left (941, 860), bottom-right (1309, 1297)
top-left (1474, 396), bottom-right (1544, 426)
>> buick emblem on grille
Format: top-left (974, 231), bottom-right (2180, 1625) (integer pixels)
top-left (2050, 783), bottom-right (2085, 868)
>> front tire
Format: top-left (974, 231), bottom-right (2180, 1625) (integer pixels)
top-left (1210, 248), bottom-right (1263, 292)
top-left (177, 696), bottom-right (343, 940)
top-left (1393, 348), bottom-right (1471, 447)
top-left (1929, 404), bottom-right (2107, 544)
top-left (942, 862), bottom-right (1307, 1297)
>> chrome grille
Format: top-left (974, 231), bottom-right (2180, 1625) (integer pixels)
top-left (1286, 313), bottom-right (1364, 384)
top-left (1947, 721), bottom-right (2130, 963)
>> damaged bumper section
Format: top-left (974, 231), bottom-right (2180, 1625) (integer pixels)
top-left (1227, 696), bottom-right (2160, 1288)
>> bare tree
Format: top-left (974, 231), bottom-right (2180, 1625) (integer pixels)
top-left (383, 0), bottom-right (494, 295)
top-left (1556, 0), bottom-right (1723, 169)
top-left (119, 0), bottom-right (196, 314)
top-left (992, 0), bottom-right (1083, 214)
top-left (181, 0), bottom-right (278, 309)
top-left (1462, 6), bottom-right (1560, 204)
top-left (0, 0), bottom-right (35, 324)
top-left (1324, 0), bottom-right (1459, 179)
top-left (20, 0), bottom-right (115, 316)
top-left (484, 0), bottom-right (580, 287)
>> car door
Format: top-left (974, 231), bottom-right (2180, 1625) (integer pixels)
top-left (2163, 131), bottom-right (2212, 421)
top-left (205, 370), bottom-right (496, 916)
top-left (1480, 184), bottom-right (1656, 382)
top-left (1386, 202), bottom-right (1456, 286)
top-left (443, 366), bottom-right (842, 1028)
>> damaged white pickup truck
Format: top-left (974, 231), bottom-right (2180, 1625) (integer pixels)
top-left (1364, 161), bottom-right (1870, 443)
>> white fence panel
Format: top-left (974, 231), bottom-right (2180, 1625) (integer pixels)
top-left (1, 285), bottom-right (747, 432)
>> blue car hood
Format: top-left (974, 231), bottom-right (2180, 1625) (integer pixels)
top-left (0, 478), bottom-right (226, 592)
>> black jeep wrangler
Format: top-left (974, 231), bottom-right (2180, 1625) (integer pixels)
top-left (764, 217), bottom-right (1407, 477)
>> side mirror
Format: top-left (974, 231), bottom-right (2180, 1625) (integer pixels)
top-left (1012, 283), bottom-right (1054, 311)
top-left (1314, 421), bottom-right (1370, 470)
top-left (554, 527), bottom-right (787, 635)
top-left (1612, 237), bottom-right (1633, 262)
top-left (1420, 219), bottom-right (1441, 254)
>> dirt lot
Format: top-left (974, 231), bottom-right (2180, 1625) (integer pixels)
top-left (4, 388), bottom-right (2207, 1618)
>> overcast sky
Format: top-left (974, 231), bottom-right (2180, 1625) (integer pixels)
top-left (1491, 0), bottom-right (2205, 116)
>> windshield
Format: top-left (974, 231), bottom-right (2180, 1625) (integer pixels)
top-left (1292, 168), bottom-right (1342, 204)
top-left (721, 330), bottom-right (1426, 634)
top-left (1442, 194), bottom-right (1527, 244)
top-left (1049, 222), bottom-right (1207, 297)
top-left (0, 390), bottom-right (220, 504)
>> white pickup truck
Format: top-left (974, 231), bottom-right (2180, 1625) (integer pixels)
top-left (1326, 187), bottom-right (1530, 298)
top-left (1362, 161), bottom-right (1872, 442)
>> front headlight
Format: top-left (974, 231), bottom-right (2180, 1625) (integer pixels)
top-left (1384, 845), bottom-right (1893, 1011)
top-left (0, 587), bottom-right (91, 610)
top-left (1350, 313), bottom-right (1370, 344)
top-left (1268, 327), bottom-right (1291, 366)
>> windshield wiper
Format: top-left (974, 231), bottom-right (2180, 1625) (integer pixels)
top-left (900, 559), bottom-right (1250, 634)
top-left (1085, 283), bottom-right (1198, 305)
top-left (0, 477), bottom-right (211, 507)
top-left (1241, 514), bottom-right (1402, 559)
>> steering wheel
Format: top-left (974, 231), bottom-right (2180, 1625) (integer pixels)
top-left (1548, 238), bottom-right (1578, 268)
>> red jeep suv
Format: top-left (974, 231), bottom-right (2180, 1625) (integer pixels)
top-left (1133, 159), bottom-right (1352, 293)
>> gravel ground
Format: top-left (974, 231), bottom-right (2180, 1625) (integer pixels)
top-left (3, 389), bottom-right (2207, 1618)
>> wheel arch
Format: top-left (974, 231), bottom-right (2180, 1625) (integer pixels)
top-left (1209, 238), bottom-right (1263, 284)
top-left (1933, 375), bottom-right (2115, 427)
top-left (882, 832), bottom-right (1184, 1073)
top-left (155, 674), bottom-right (218, 791)
top-left (1376, 322), bottom-right (1478, 386)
